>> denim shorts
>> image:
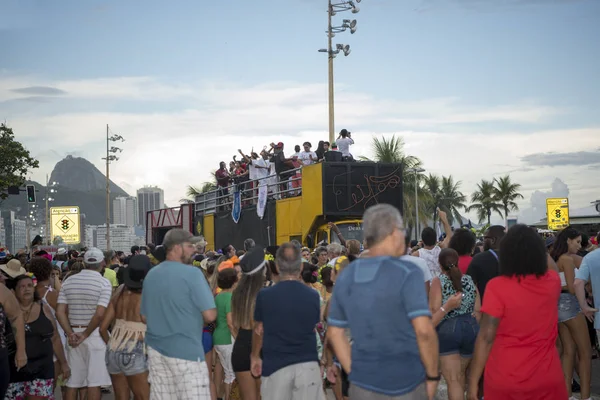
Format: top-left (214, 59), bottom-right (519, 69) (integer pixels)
top-left (106, 340), bottom-right (148, 376)
top-left (202, 330), bottom-right (213, 354)
top-left (558, 292), bottom-right (581, 322)
top-left (437, 313), bottom-right (479, 357)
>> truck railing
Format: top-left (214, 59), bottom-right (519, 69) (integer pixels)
top-left (194, 166), bottom-right (303, 215)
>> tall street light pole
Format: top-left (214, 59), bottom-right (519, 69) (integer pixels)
top-left (408, 167), bottom-right (425, 239)
top-left (44, 175), bottom-right (57, 245)
top-left (103, 125), bottom-right (125, 251)
top-left (319, 0), bottom-right (361, 144)
top-left (327, 0), bottom-right (335, 143)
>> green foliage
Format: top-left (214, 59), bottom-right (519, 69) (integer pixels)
top-left (467, 179), bottom-right (504, 225)
top-left (423, 174), bottom-right (467, 226)
top-left (0, 124), bottom-right (39, 200)
top-left (361, 135), bottom-right (427, 232)
top-left (494, 175), bottom-right (524, 219)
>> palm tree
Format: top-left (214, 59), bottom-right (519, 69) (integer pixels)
top-left (359, 135), bottom-right (421, 166)
top-left (494, 175), bottom-right (524, 222)
top-left (467, 179), bottom-right (504, 225)
top-left (423, 173), bottom-right (443, 224)
top-left (439, 175), bottom-right (467, 226)
top-left (361, 135), bottom-right (428, 236)
top-left (180, 176), bottom-right (218, 204)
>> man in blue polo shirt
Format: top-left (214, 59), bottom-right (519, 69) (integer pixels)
top-left (327, 204), bottom-right (440, 400)
top-left (141, 229), bottom-right (216, 400)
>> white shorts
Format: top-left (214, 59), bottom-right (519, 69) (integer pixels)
top-left (148, 346), bottom-right (211, 400)
top-left (65, 328), bottom-right (111, 388)
top-left (214, 344), bottom-right (235, 384)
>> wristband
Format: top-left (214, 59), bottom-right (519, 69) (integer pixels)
top-left (440, 306), bottom-right (447, 313)
top-left (426, 374), bottom-right (441, 381)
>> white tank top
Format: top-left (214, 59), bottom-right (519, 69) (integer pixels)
top-left (42, 286), bottom-right (66, 361)
top-left (558, 272), bottom-right (567, 287)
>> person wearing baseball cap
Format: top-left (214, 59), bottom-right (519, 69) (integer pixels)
top-left (56, 247), bottom-right (113, 396)
top-left (141, 228), bottom-right (216, 398)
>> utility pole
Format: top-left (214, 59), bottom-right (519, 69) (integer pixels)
top-left (328, 0), bottom-right (335, 144)
top-left (45, 174), bottom-right (49, 245)
top-left (105, 124), bottom-right (110, 251)
top-left (319, 0), bottom-right (360, 144)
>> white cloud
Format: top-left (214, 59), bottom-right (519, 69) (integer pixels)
top-left (2, 74), bottom-right (598, 218)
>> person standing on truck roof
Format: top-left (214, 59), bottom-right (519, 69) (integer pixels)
top-left (269, 142), bottom-right (295, 197)
top-left (216, 161), bottom-right (232, 210)
top-left (336, 129), bottom-right (354, 161)
top-left (298, 142), bottom-right (318, 166)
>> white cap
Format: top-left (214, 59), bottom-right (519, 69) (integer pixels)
top-left (56, 248), bottom-right (67, 255)
top-left (84, 247), bottom-right (104, 264)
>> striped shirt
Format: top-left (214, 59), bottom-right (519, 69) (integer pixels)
top-left (58, 269), bottom-right (112, 326)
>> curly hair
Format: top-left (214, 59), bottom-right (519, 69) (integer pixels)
top-left (449, 228), bottom-right (476, 256)
top-left (28, 257), bottom-right (53, 282)
top-left (500, 224), bottom-right (547, 278)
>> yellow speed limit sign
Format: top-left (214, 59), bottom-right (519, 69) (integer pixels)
top-left (50, 206), bottom-right (81, 244)
top-left (546, 198), bottom-right (569, 231)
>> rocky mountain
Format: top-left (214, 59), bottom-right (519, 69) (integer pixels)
top-left (1, 156), bottom-right (130, 226)
top-left (49, 156), bottom-right (128, 196)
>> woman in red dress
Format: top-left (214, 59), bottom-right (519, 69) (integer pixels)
top-left (467, 224), bottom-right (567, 400)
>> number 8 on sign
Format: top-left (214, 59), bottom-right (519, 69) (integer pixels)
top-left (555, 209), bottom-right (561, 219)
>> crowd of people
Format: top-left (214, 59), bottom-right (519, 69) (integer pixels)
top-left (0, 204), bottom-right (600, 400)
top-left (213, 130), bottom-right (355, 206)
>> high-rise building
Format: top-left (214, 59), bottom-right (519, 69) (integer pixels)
top-left (137, 186), bottom-right (164, 228)
top-left (113, 196), bottom-right (138, 227)
top-left (84, 225), bottom-right (98, 249)
top-left (1, 211), bottom-right (27, 254)
top-left (96, 224), bottom-right (136, 252)
top-left (0, 217), bottom-right (6, 249)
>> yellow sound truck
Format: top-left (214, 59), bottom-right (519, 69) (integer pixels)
top-left (148, 162), bottom-right (403, 251)
top-left (194, 161), bottom-right (404, 250)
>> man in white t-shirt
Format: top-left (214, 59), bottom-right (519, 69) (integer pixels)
top-left (298, 142), bottom-right (318, 166)
top-left (336, 129), bottom-right (354, 159)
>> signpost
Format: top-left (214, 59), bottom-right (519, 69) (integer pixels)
top-left (50, 206), bottom-right (81, 244)
top-left (546, 198), bottom-right (569, 231)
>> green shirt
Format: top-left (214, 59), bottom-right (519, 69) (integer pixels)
top-left (213, 291), bottom-right (233, 345)
top-left (103, 268), bottom-right (118, 288)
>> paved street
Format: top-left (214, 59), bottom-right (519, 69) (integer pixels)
top-left (54, 358), bottom-right (600, 400)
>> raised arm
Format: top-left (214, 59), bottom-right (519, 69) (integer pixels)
top-left (438, 209), bottom-right (452, 249)
top-left (328, 222), bottom-right (347, 247)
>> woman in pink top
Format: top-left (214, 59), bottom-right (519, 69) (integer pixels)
top-left (449, 228), bottom-right (476, 274)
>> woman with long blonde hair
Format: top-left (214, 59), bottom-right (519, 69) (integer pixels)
top-left (230, 247), bottom-right (266, 400)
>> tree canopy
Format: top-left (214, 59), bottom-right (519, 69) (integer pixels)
top-left (0, 124), bottom-right (39, 200)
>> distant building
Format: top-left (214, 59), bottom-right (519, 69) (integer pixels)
top-left (0, 217), bottom-right (6, 248)
top-left (137, 186), bottom-right (164, 229)
top-left (1, 211), bottom-right (27, 254)
top-left (113, 196), bottom-right (138, 227)
top-left (96, 224), bottom-right (136, 253)
top-left (84, 225), bottom-right (98, 249)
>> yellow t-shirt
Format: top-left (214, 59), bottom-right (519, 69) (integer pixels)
top-left (104, 268), bottom-right (118, 288)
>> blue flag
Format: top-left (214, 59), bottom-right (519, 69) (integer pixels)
top-left (232, 188), bottom-right (241, 224)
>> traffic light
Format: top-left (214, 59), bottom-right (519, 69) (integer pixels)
top-left (26, 185), bottom-right (36, 203)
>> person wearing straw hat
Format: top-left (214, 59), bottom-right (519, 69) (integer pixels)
top-left (1, 259), bottom-right (27, 281)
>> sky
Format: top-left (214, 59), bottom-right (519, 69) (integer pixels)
top-left (1, 0), bottom-right (599, 224)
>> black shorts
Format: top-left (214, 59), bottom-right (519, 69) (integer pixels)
top-left (231, 328), bottom-right (252, 373)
